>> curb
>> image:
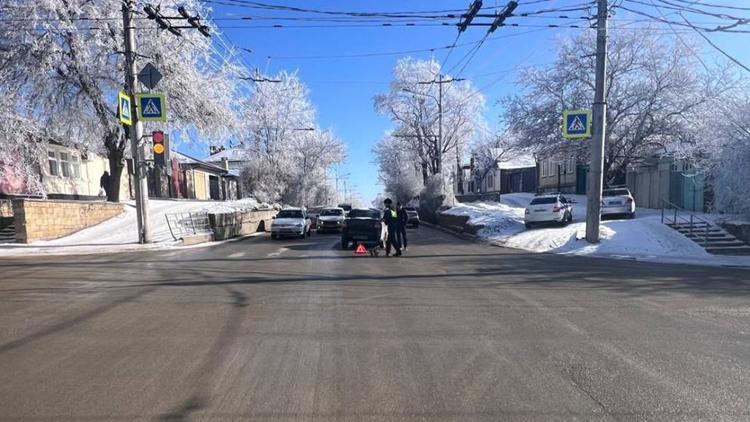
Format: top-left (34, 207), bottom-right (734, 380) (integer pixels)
top-left (420, 221), bottom-right (482, 243)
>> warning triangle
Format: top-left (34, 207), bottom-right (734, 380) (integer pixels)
top-left (355, 243), bottom-right (367, 255)
top-left (569, 116), bottom-right (586, 132)
top-left (143, 99), bottom-right (160, 116)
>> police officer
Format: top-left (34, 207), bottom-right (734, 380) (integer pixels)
top-left (396, 201), bottom-right (408, 252)
top-left (382, 198), bottom-right (402, 257)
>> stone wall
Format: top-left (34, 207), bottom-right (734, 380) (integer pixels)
top-left (209, 209), bottom-right (277, 241)
top-left (13, 199), bottom-right (124, 243)
top-left (720, 222), bottom-right (750, 246)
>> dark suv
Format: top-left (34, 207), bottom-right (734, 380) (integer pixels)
top-left (341, 208), bottom-right (386, 250)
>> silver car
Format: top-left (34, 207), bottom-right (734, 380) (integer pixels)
top-left (524, 194), bottom-right (573, 228)
top-left (601, 188), bottom-right (636, 219)
top-left (317, 207), bottom-right (346, 233)
top-left (271, 208), bottom-right (312, 239)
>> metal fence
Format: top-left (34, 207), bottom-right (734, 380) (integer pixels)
top-left (165, 212), bottom-right (211, 241)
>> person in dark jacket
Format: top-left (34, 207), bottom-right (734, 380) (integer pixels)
top-left (396, 201), bottom-right (408, 251)
top-left (100, 171), bottom-right (111, 200)
top-left (382, 198), bottom-right (402, 257)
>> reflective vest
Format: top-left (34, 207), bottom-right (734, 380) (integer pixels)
top-left (390, 210), bottom-right (397, 218)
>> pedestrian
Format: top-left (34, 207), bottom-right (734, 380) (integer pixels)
top-left (396, 201), bottom-right (408, 252)
top-left (100, 171), bottom-right (111, 200)
top-left (382, 198), bottom-right (402, 257)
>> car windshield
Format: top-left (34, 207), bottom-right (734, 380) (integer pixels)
top-left (321, 209), bottom-right (343, 216)
top-left (348, 209), bottom-right (379, 218)
top-left (529, 197), bottom-right (558, 205)
top-left (277, 210), bottom-right (303, 219)
top-left (603, 189), bottom-right (630, 197)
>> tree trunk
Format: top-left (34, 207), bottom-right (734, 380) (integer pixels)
top-left (104, 130), bottom-right (126, 203)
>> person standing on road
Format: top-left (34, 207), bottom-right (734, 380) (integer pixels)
top-left (100, 171), bottom-right (111, 200)
top-left (396, 201), bottom-right (408, 252)
top-left (383, 198), bottom-right (402, 257)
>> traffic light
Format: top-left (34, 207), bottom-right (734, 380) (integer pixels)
top-left (152, 130), bottom-right (167, 166)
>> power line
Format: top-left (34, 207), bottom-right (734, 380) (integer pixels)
top-left (678, 12), bottom-right (750, 73)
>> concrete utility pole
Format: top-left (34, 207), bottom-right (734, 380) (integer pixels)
top-left (585, 0), bottom-right (609, 243)
top-left (122, 0), bottom-right (151, 243)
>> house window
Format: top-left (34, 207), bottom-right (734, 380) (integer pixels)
top-left (541, 159), bottom-right (547, 177)
top-left (71, 155), bottom-right (81, 178)
top-left (48, 151), bottom-right (59, 176)
top-left (59, 152), bottom-right (71, 178)
top-left (569, 158), bottom-right (575, 174)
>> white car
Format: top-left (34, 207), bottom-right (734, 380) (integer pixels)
top-left (524, 194), bottom-right (574, 229)
top-left (601, 188), bottom-right (636, 219)
top-left (271, 207), bottom-right (312, 239)
top-left (317, 207), bottom-right (346, 233)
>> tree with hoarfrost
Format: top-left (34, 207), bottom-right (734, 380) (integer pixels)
top-left (0, 0), bottom-right (240, 201)
top-left (504, 28), bottom-right (729, 185)
top-left (237, 72), bottom-right (346, 205)
top-left (372, 135), bottom-right (423, 204)
top-left (374, 58), bottom-right (485, 185)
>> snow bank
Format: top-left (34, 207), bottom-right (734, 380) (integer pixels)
top-left (0, 198), bottom-right (272, 256)
top-left (444, 194), bottom-right (750, 268)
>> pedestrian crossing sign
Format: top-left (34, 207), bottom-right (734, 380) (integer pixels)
top-left (136, 93), bottom-right (167, 122)
top-left (118, 91), bottom-right (132, 126)
top-left (562, 109), bottom-right (592, 139)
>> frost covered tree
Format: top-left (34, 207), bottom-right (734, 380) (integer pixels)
top-left (469, 129), bottom-right (524, 192)
top-left (504, 29), bottom-right (727, 185)
top-left (372, 135), bottom-right (424, 204)
top-left (237, 72), bottom-right (345, 205)
top-left (0, 0), bottom-right (240, 201)
top-left (374, 58), bottom-right (485, 185)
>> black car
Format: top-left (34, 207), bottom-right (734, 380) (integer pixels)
top-left (341, 208), bottom-right (386, 250)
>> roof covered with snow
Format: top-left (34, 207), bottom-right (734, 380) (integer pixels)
top-left (172, 151), bottom-right (227, 174)
top-left (497, 154), bottom-right (536, 170)
top-left (202, 147), bottom-right (249, 162)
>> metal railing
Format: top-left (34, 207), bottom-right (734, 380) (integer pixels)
top-left (165, 212), bottom-right (211, 241)
top-left (660, 199), bottom-right (711, 246)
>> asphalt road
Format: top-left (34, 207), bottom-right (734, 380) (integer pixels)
top-left (1, 227), bottom-right (750, 421)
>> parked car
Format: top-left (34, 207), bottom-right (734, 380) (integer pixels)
top-left (524, 194), bottom-right (573, 228)
top-left (601, 187), bottom-right (636, 219)
top-left (307, 206), bottom-right (325, 228)
top-left (403, 207), bottom-right (420, 228)
top-left (338, 203), bottom-right (352, 216)
top-left (271, 208), bottom-right (312, 239)
top-left (341, 208), bottom-right (387, 250)
top-left (317, 207), bottom-right (346, 233)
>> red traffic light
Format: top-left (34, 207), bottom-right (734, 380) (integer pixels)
top-left (152, 131), bottom-right (164, 144)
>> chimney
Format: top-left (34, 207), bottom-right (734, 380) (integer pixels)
top-left (221, 157), bottom-right (229, 171)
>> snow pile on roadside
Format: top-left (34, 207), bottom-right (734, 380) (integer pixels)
top-left (443, 202), bottom-right (526, 238)
top-left (444, 194), bottom-right (750, 267)
top-left (0, 198), bottom-right (274, 255)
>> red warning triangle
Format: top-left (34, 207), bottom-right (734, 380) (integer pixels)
top-left (355, 243), bottom-right (367, 255)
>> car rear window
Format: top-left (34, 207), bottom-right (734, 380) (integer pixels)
top-left (603, 189), bottom-right (630, 197)
top-left (348, 209), bottom-right (379, 218)
top-left (529, 197), bottom-right (557, 205)
top-left (321, 209), bottom-right (343, 216)
top-left (277, 210), bottom-right (303, 219)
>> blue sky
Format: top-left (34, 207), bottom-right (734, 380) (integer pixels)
top-left (181, 0), bottom-right (750, 204)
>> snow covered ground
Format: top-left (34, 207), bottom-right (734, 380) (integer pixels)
top-left (0, 198), bottom-right (269, 256)
top-left (444, 193), bottom-right (750, 268)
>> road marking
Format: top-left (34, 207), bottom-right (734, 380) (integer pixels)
top-left (228, 251), bottom-right (245, 258)
top-left (267, 247), bottom-right (288, 258)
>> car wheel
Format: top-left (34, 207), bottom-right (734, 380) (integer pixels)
top-left (525, 223), bottom-right (533, 229)
top-left (271, 233), bottom-right (277, 240)
top-left (340, 238), bottom-right (349, 250)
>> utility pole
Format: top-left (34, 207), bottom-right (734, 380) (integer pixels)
top-left (122, 0), bottom-right (151, 243)
top-left (585, 0), bottom-right (609, 243)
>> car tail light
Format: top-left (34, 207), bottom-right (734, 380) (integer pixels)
top-left (525, 208), bottom-right (530, 214)
top-left (553, 206), bottom-right (561, 212)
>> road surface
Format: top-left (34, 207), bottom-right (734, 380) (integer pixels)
top-left (1, 227), bottom-right (749, 421)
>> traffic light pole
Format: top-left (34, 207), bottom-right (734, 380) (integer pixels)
top-left (122, 0), bottom-right (152, 243)
top-left (585, 0), bottom-right (608, 243)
